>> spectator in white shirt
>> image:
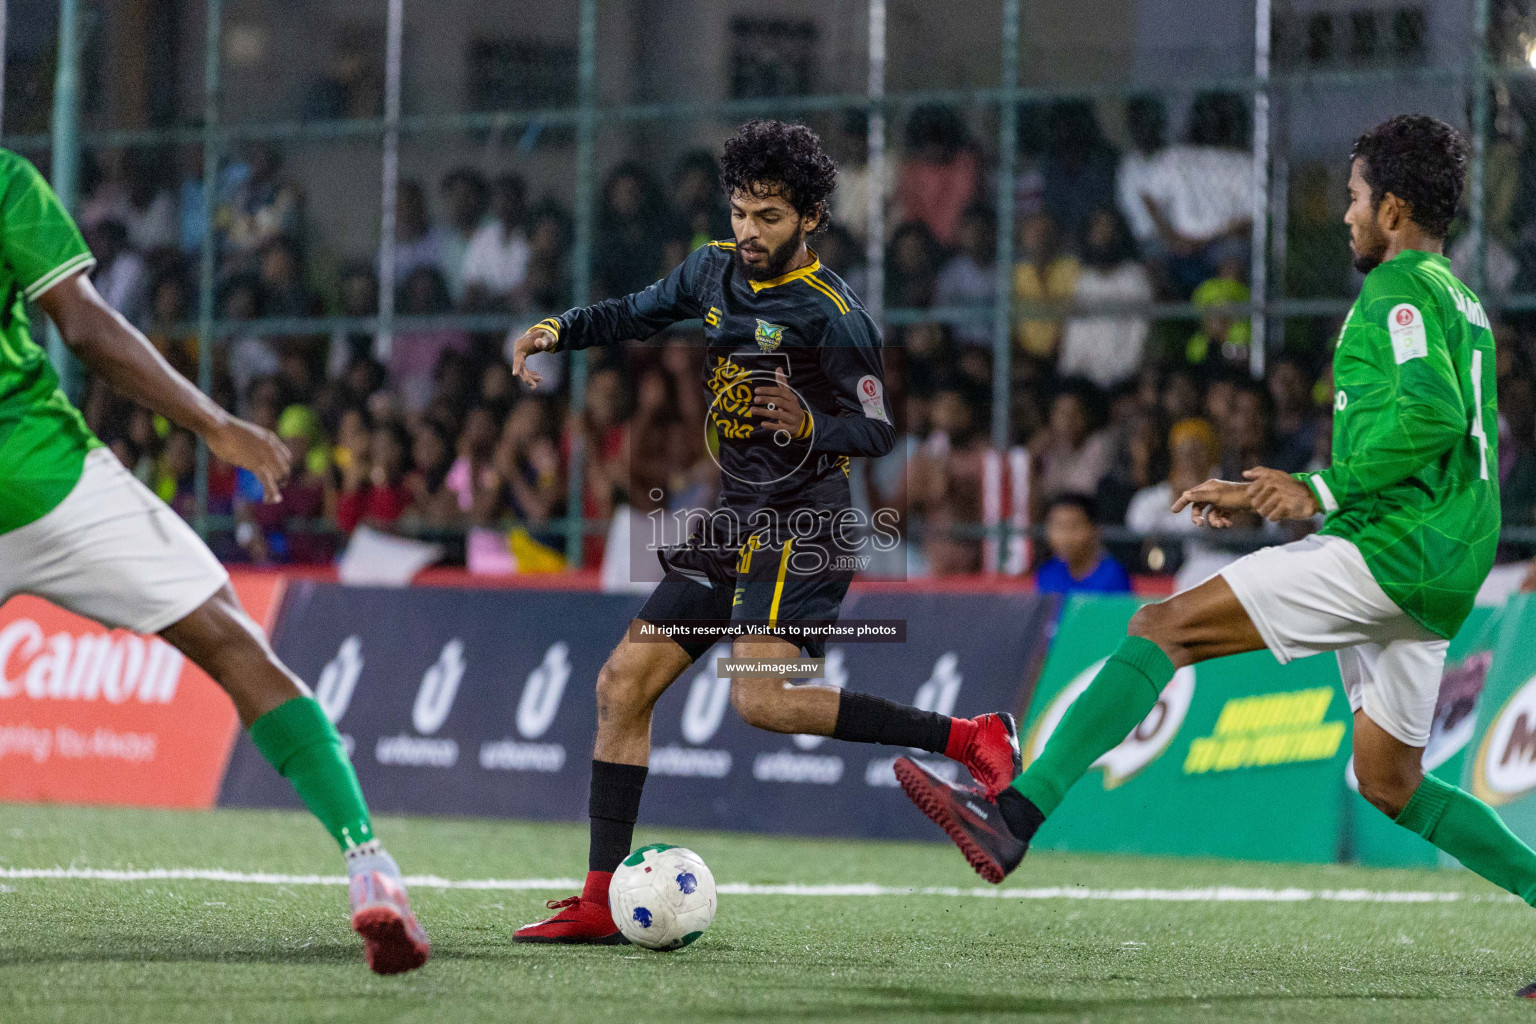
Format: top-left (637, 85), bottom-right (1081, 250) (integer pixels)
top-left (438, 166), bottom-right (491, 304)
top-left (461, 173), bottom-right (531, 311)
top-left (1059, 209), bottom-right (1152, 388)
top-left (1129, 91), bottom-right (1254, 297)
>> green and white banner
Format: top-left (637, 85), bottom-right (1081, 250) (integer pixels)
top-left (1024, 595), bottom-right (1522, 867)
top-left (1464, 595), bottom-right (1536, 816)
top-left (1024, 596), bottom-right (1352, 863)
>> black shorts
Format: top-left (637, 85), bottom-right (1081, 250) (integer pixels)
top-left (635, 530), bottom-right (852, 661)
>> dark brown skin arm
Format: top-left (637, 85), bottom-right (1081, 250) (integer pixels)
top-left (36, 272), bottom-right (291, 500)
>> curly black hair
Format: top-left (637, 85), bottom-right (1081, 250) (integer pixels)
top-left (719, 119), bottom-right (837, 232)
top-left (1351, 115), bottom-right (1468, 239)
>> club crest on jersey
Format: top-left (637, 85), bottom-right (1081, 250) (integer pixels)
top-left (755, 319), bottom-right (785, 352)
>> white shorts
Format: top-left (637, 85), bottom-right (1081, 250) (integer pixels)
top-left (1218, 533), bottom-right (1448, 748)
top-left (0, 448), bottom-right (229, 635)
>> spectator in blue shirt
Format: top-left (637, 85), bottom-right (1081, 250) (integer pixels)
top-left (1036, 492), bottom-right (1132, 596)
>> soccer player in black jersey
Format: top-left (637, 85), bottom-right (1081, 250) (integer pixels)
top-left (509, 120), bottom-right (1021, 943)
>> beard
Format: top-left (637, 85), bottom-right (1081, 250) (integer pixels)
top-left (1350, 222), bottom-right (1389, 274)
top-left (736, 228), bottom-right (805, 281)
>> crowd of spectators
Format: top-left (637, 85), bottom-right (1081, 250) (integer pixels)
top-left (57, 91), bottom-right (1536, 579)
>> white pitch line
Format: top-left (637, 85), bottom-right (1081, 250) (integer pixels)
top-left (0, 867), bottom-right (1519, 903)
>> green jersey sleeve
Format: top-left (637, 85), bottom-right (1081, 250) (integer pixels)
top-left (1298, 264), bottom-right (1465, 513)
top-left (0, 151), bottom-right (96, 302)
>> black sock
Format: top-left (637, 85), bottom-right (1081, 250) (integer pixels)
top-left (997, 787), bottom-right (1045, 844)
top-left (832, 690), bottom-right (951, 753)
top-left (588, 760), bottom-right (648, 873)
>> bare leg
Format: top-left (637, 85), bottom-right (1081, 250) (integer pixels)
top-left (727, 635), bottom-right (840, 734)
top-left (159, 584), bottom-right (305, 726)
top-left (1127, 574), bottom-right (1267, 668)
top-left (592, 627), bottom-right (695, 766)
top-left (1352, 711), bottom-right (1426, 818)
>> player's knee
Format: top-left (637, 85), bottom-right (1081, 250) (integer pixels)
top-left (594, 663), bottom-right (639, 721)
top-left (728, 680), bottom-right (777, 729)
top-left (1127, 603), bottom-right (1189, 666)
top-left (1354, 757), bottom-right (1422, 818)
top-left (595, 658), bottom-right (667, 725)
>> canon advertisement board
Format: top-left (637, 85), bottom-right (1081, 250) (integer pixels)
top-left (218, 581), bottom-right (1055, 841)
top-left (0, 574), bottom-right (284, 808)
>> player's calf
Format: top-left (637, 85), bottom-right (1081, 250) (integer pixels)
top-left (165, 591), bottom-right (430, 973)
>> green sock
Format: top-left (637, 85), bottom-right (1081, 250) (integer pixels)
top-left (1396, 774), bottom-right (1536, 905)
top-left (1012, 635), bottom-right (1173, 817)
top-left (250, 696), bottom-right (374, 851)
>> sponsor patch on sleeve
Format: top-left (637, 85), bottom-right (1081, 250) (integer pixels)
top-left (1387, 303), bottom-right (1428, 363)
top-left (856, 375), bottom-right (890, 424)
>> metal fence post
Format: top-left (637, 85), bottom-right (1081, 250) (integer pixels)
top-left (0, 0), bottom-right (9, 134)
top-left (47, 0), bottom-right (82, 398)
top-left (864, 0), bottom-right (886, 327)
top-left (991, 0), bottom-right (1019, 457)
top-left (1248, 0), bottom-right (1271, 380)
top-left (564, 0), bottom-right (597, 567)
top-left (1469, 0), bottom-right (1490, 295)
top-left (193, 0), bottom-right (223, 535)
top-left (377, 0), bottom-right (405, 359)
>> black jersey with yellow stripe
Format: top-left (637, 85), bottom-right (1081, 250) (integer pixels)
top-left (541, 240), bottom-right (895, 529)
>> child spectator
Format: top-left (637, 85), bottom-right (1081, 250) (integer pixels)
top-left (1040, 100), bottom-right (1119, 245)
top-left (669, 149), bottom-right (731, 250)
top-left (524, 200), bottom-right (573, 312)
top-left (1037, 493), bottom-right (1132, 596)
top-left (1183, 272), bottom-right (1251, 371)
top-left (338, 422), bottom-right (414, 534)
top-left (444, 405), bottom-right (500, 517)
top-left (88, 220), bottom-right (149, 326)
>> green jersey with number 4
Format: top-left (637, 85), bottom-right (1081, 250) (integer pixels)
top-left (0, 148), bottom-right (101, 535)
top-left (1296, 248), bottom-right (1498, 640)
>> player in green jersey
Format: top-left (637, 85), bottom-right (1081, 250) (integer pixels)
top-left (0, 150), bottom-right (428, 974)
top-left (897, 116), bottom-right (1536, 941)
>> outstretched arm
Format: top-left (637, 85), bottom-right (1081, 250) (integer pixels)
top-left (511, 243), bottom-right (712, 388)
top-left (37, 272), bottom-right (291, 500)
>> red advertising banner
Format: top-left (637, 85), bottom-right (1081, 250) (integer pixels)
top-left (0, 572), bottom-right (283, 808)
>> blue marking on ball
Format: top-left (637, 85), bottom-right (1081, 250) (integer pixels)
top-left (632, 907), bottom-right (653, 928)
top-left (676, 872), bottom-right (698, 895)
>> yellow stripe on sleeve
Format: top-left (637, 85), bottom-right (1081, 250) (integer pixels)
top-left (805, 274), bottom-right (849, 315)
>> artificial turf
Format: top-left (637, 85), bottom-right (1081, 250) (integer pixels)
top-left (2, 803), bottom-right (1534, 1023)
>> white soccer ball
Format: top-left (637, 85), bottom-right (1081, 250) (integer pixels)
top-left (609, 844), bottom-right (717, 950)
